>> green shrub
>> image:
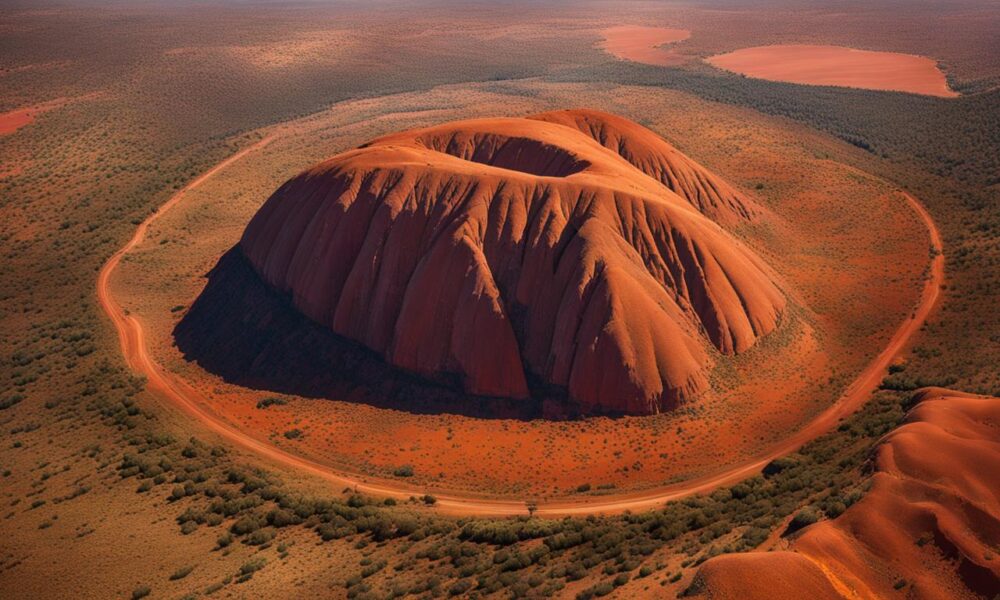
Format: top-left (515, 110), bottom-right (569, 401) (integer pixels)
top-left (245, 527), bottom-right (276, 545)
top-left (267, 508), bottom-right (299, 528)
top-left (786, 508), bottom-right (821, 534)
top-left (256, 397), bottom-right (287, 409)
top-left (239, 558), bottom-right (266, 576)
top-left (763, 456), bottom-right (800, 477)
top-left (577, 581), bottom-right (614, 599)
top-left (230, 515), bottom-right (263, 535)
top-left (204, 581), bottom-right (225, 595)
top-left (170, 565), bottom-right (194, 580)
top-left (131, 586), bottom-right (151, 600)
top-left (449, 579), bottom-right (474, 596)
top-left (0, 394), bottom-right (24, 411)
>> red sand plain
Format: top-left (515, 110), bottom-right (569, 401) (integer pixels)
top-left (598, 26), bottom-right (691, 66)
top-left (706, 44), bottom-right (958, 97)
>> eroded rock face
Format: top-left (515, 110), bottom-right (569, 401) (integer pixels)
top-left (528, 109), bottom-right (759, 224)
top-left (240, 110), bottom-right (785, 415)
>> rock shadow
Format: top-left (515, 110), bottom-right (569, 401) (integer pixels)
top-left (173, 246), bottom-right (594, 420)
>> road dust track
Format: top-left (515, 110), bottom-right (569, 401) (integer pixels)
top-left (97, 135), bottom-right (944, 518)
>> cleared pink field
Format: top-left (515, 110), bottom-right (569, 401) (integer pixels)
top-left (0, 107), bottom-right (40, 135)
top-left (707, 45), bottom-right (957, 98)
top-left (599, 26), bottom-right (690, 67)
top-left (0, 93), bottom-right (104, 136)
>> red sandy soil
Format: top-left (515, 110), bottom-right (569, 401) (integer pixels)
top-left (0, 93), bottom-right (103, 136)
top-left (0, 164), bottom-right (25, 179)
top-left (690, 552), bottom-right (846, 599)
top-left (689, 388), bottom-right (1000, 600)
top-left (0, 107), bottom-right (44, 135)
top-left (98, 96), bottom-right (943, 516)
top-left (240, 109), bottom-right (783, 415)
top-left (706, 45), bottom-right (958, 98)
top-left (598, 26), bottom-right (691, 67)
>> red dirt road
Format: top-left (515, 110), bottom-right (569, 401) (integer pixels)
top-left (97, 138), bottom-right (944, 517)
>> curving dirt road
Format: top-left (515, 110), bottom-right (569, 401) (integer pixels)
top-left (97, 137), bottom-right (944, 517)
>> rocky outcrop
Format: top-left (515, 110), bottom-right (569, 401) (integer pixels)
top-left (528, 109), bottom-right (759, 224)
top-left (239, 110), bottom-right (784, 415)
top-left (688, 388), bottom-right (1000, 599)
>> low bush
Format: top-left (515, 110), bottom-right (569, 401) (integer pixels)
top-left (786, 508), bottom-right (821, 534)
top-left (131, 586), bottom-right (151, 600)
top-left (239, 558), bottom-right (266, 576)
top-left (170, 566), bottom-right (194, 580)
top-left (256, 397), bottom-right (287, 409)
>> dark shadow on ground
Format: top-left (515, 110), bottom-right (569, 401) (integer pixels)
top-left (173, 246), bottom-right (595, 420)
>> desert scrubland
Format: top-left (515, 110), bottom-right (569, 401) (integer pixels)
top-left (1, 1), bottom-right (999, 598)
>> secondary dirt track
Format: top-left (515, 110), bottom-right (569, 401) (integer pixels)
top-left (97, 132), bottom-right (944, 518)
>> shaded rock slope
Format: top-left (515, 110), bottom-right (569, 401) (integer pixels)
top-left (239, 109), bottom-right (785, 415)
top-left (175, 248), bottom-right (544, 419)
top-left (688, 387), bottom-right (1000, 599)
